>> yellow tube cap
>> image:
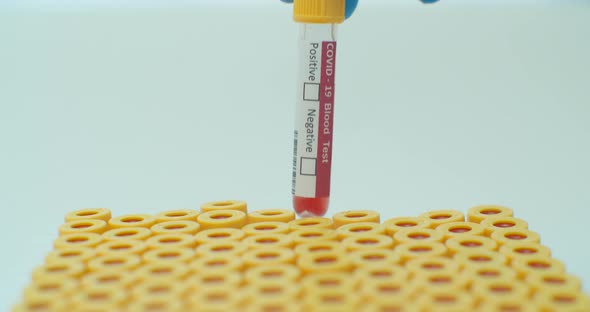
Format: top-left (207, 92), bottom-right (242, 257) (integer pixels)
top-left (294, 0), bottom-right (345, 24)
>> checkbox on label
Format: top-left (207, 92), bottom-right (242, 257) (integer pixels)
top-left (303, 83), bottom-right (320, 101)
top-left (300, 157), bottom-right (317, 176)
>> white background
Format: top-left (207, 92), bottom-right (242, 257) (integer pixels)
top-left (1, 0), bottom-right (590, 8)
top-left (1, 0), bottom-right (589, 309)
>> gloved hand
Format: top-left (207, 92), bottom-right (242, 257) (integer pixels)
top-left (280, 0), bottom-right (438, 20)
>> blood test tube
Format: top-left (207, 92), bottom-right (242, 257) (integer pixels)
top-left (291, 0), bottom-right (345, 217)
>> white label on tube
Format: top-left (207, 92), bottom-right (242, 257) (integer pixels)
top-left (292, 33), bottom-right (336, 199)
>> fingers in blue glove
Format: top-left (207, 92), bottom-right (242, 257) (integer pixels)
top-left (345, 0), bottom-right (358, 19)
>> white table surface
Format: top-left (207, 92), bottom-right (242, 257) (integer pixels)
top-left (1, 4), bottom-right (589, 309)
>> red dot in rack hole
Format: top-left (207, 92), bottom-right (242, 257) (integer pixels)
top-left (528, 261), bottom-right (550, 269)
top-left (363, 254), bottom-right (384, 261)
top-left (554, 295), bottom-right (576, 303)
top-left (505, 233), bottom-right (527, 240)
top-left (396, 222), bottom-right (417, 227)
top-left (430, 277), bottom-right (451, 284)
top-left (490, 286), bottom-right (512, 293)
top-left (293, 196), bottom-right (329, 217)
top-left (544, 277), bottom-right (565, 284)
top-left (470, 256), bottom-right (491, 262)
top-left (379, 285), bottom-right (400, 293)
top-left (434, 296), bottom-right (456, 303)
top-left (493, 222), bottom-right (515, 228)
top-left (480, 209), bottom-right (500, 215)
top-left (461, 241), bottom-right (482, 247)
top-left (515, 248), bottom-right (537, 254)
top-left (449, 226), bottom-right (471, 233)
top-left (479, 270), bottom-right (500, 277)
top-left (422, 263), bottom-right (443, 270)
top-left (408, 233), bottom-right (430, 240)
top-left (431, 214), bottom-right (451, 220)
top-left (410, 247), bottom-right (432, 253)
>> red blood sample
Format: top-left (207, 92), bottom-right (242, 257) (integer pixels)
top-left (293, 196), bottom-right (329, 217)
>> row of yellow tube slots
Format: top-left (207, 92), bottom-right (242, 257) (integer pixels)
top-left (13, 201), bottom-right (590, 312)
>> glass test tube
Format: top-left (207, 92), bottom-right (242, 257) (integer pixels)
top-left (292, 23), bottom-right (338, 217)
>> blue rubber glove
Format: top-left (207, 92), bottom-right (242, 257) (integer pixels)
top-left (280, 0), bottom-right (438, 19)
top-left (280, 0), bottom-right (359, 20)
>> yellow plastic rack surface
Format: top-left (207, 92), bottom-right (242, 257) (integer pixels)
top-left (13, 201), bottom-right (590, 312)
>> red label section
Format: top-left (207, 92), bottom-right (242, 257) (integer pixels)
top-left (316, 41), bottom-right (336, 197)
